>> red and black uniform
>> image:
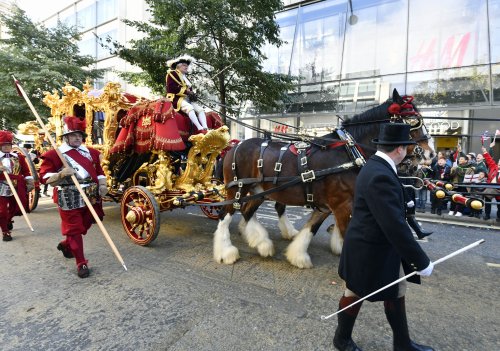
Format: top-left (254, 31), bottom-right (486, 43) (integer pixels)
top-left (0, 151), bottom-right (32, 236)
top-left (166, 68), bottom-right (189, 112)
top-left (39, 144), bottom-right (105, 269)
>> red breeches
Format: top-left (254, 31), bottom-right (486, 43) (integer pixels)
top-left (0, 196), bottom-right (17, 233)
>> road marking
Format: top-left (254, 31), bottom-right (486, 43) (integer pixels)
top-left (486, 263), bottom-right (500, 268)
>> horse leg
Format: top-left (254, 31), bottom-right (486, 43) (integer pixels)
top-left (275, 202), bottom-right (298, 240)
top-left (328, 199), bottom-right (353, 256)
top-left (213, 205), bottom-right (240, 264)
top-left (285, 210), bottom-right (330, 269)
top-left (238, 198), bottom-right (275, 258)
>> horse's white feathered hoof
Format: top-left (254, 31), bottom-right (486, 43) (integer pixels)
top-left (278, 216), bottom-right (298, 240)
top-left (286, 250), bottom-right (313, 269)
top-left (329, 224), bottom-right (343, 256)
top-left (214, 245), bottom-right (240, 265)
top-left (256, 239), bottom-right (275, 257)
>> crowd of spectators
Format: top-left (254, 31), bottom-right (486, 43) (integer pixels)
top-left (416, 133), bottom-right (500, 222)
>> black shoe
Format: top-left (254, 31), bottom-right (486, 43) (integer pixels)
top-left (417, 231), bottom-right (433, 240)
top-left (483, 215), bottom-right (490, 220)
top-left (7, 221), bottom-right (13, 231)
top-left (333, 337), bottom-right (363, 351)
top-left (436, 209), bottom-right (442, 216)
top-left (2, 232), bottom-right (12, 242)
top-left (77, 264), bottom-right (90, 278)
top-left (430, 209), bottom-right (435, 214)
top-left (57, 242), bottom-right (74, 259)
top-left (395, 340), bottom-right (434, 351)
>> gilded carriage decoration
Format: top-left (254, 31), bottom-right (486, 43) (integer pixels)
top-left (18, 82), bottom-right (230, 245)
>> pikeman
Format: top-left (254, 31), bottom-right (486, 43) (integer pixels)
top-left (0, 130), bottom-right (34, 241)
top-left (39, 116), bottom-right (108, 278)
top-left (166, 54), bottom-right (209, 133)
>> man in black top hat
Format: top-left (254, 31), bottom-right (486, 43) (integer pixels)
top-left (334, 123), bottom-right (434, 351)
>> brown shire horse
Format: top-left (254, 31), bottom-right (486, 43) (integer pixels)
top-left (213, 89), bottom-right (434, 268)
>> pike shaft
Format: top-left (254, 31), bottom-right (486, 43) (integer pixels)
top-left (320, 239), bottom-right (485, 320)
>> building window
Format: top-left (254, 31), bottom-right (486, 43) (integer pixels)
top-left (408, 0), bottom-right (489, 71)
top-left (97, 29), bottom-right (117, 60)
top-left (78, 37), bottom-right (96, 58)
top-left (77, 4), bottom-right (97, 31)
top-left (342, 0), bottom-right (408, 78)
top-left (97, 0), bottom-right (117, 25)
top-left (407, 65), bottom-right (490, 107)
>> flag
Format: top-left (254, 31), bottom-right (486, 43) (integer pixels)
top-left (481, 130), bottom-right (489, 145)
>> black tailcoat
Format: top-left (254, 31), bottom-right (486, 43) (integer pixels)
top-left (338, 155), bottom-right (430, 301)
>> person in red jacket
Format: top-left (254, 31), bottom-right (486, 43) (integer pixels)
top-left (0, 130), bottom-right (34, 241)
top-left (480, 146), bottom-right (500, 221)
top-left (166, 54), bottom-right (208, 133)
top-left (39, 116), bottom-right (108, 278)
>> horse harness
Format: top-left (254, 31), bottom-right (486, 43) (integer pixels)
top-left (228, 128), bottom-right (366, 210)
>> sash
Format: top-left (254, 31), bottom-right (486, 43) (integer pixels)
top-left (65, 149), bottom-right (99, 182)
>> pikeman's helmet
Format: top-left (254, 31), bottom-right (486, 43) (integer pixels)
top-left (61, 116), bottom-right (87, 138)
top-left (0, 130), bottom-right (14, 145)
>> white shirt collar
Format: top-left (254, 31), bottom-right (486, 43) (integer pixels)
top-left (59, 142), bottom-right (89, 154)
top-left (0, 151), bottom-right (17, 158)
top-left (375, 150), bottom-right (397, 174)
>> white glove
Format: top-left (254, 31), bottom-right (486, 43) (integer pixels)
top-left (26, 179), bottom-right (35, 192)
top-left (417, 261), bottom-right (434, 276)
top-left (98, 178), bottom-right (108, 197)
top-left (0, 165), bottom-right (8, 172)
top-left (60, 167), bottom-right (76, 178)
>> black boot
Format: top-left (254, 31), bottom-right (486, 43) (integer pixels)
top-left (333, 295), bottom-right (363, 351)
top-left (407, 216), bottom-right (432, 239)
top-left (384, 297), bottom-right (434, 351)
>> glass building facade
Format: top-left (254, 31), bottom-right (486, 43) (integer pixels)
top-left (42, 0), bottom-right (151, 98)
top-left (239, 0), bottom-right (500, 153)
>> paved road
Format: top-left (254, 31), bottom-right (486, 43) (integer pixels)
top-left (0, 197), bottom-right (498, 351)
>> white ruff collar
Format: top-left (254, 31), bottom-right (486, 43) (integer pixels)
top-left (59, 142), bottom-right (90, 154)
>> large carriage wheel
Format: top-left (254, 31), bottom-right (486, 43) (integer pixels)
top-left (13, 146), bottom-right (40, 212)
top-left (120, 186), bottom-right (160, 246)
top-left (199, 178), bottom-right (224, 220)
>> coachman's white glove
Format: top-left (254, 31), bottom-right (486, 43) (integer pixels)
top-left (0, 165), bottom-right (8, 172)
top-left (417, 261), bottom-right (434, 276)
top-left (98, 178), bottom-right (108, 197)
top-left (26, 179), bottom-right (35, 192)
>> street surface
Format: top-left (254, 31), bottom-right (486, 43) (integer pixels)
top-left (0, 196), bottom-right (498, 351)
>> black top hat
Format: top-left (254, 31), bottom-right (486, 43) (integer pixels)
top-left (372, 123), bottom-right (416, 145)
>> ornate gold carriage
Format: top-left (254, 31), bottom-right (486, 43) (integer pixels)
top-left (21, 82), bottom-right (230, 245)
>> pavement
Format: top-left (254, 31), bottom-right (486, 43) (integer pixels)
top-left (415, 204), bottom-right (500, 229)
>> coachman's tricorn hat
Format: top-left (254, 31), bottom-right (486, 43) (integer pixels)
top-left (167, 54), bottom-right (196, 69)
top-left (372, 123), bottom-right (416, 145)
top-left (0, 130), bottom-right (14, 145)
top-left (62, 116), bottom-right (87, 138)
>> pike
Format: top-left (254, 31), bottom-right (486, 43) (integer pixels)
top-left (321, 239), bottom-right (485, 320)
top-left (2, 170), bottom-right (34, 232)
top-left (13, 76), bottom-right (127, 271)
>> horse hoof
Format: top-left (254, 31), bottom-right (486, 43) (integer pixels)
top-left (220, 246), bottom-right (240, 264)
top-left (286, 253), bottom-right (313, 269)
top-left (257, 240), bottom-right (274, 257)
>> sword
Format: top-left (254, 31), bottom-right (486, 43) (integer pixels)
top-left (321, 239), bottom-right (486, 320)
top-left (13, 76), bottom-right (127, 271)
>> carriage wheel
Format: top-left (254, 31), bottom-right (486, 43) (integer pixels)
top-left (13, 146), bottom-right (40, 211)
top-left (120, 186), bottom-right (160, 246)
top-left (199, 178), bottom-right (223, 220)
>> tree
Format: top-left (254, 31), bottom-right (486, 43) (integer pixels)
top-left (0, 6), bottom-right (104, 130)
top-left (111, 0), bottom-right (296, 122)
